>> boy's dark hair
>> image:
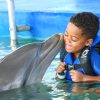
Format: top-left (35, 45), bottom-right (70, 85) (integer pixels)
top-left (70, 12), bottom-right (99, 39)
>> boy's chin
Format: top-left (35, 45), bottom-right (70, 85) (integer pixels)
top-left (66, 49), bottom-right (73, 53)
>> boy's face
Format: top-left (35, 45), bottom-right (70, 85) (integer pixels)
top-left (64, 22), bottom-right (93, 53)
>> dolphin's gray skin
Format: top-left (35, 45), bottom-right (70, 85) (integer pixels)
top-left (0, 34), bottom-right (63, 91)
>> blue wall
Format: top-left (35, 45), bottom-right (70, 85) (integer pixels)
top-left (0, 11), bottom-right (74, 38)
top-left (0, 11), bottom-right (100, 39)
top-left (0, 0), bottom-right (100, 39)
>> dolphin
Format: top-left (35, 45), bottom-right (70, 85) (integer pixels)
top-left (0, 34), bottom-right (63, 91)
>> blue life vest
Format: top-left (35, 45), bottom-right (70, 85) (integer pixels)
top-left (60, 36), bottom-right (100, 80)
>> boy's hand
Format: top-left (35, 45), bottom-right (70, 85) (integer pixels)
top-left (70, 70), bottom-right (85, 82)
top-left (56, 62), bottom-right (65, 73)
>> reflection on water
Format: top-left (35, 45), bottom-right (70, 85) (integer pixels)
top-left (0, 37), bottom-right (100, 100)
top-left (0, 81), bottom-right (99, 100)
top-left (52, 80), bottom-right (100, 99)
top-left (0, 83), bottom-right (52, 100)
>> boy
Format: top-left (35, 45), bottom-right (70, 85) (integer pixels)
top-left (56, 12), bottom-right (100, 82)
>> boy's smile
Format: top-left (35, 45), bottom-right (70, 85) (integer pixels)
top-left (64, 22), bottom-right (93, 57)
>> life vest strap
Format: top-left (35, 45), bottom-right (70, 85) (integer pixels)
top-left (65, 64), bottom-right (81, 71)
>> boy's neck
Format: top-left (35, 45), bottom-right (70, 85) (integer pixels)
top-left (73, 46), bottom-right (88, 58)
top-left (73, 52), bottom-right (81, 58)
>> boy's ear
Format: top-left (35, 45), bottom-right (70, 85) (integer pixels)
top-left (85, 39), bottom-right (93, 46)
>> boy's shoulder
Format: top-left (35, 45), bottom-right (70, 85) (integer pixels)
top-left (92, 42), bottom-right (100, 54)
top-left (91, 36), bottom-right (100, 54)
top-left (90, 43), bottom-right (100, 75)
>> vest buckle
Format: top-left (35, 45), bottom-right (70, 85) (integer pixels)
top-left (67, 65), bottom-right (74, 70)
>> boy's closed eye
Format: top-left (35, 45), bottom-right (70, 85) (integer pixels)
top-left (71, 36), bottom-right (79, 42)
top-left (64, 34), bottom-right (79, 42)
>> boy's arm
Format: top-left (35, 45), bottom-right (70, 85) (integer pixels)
top-left (56, 62), bottom-right (66, 79)
top-left (56, 44), bottom-right (67, 72)
top-left (70, 70), bottom-right (100, 82)
top-left (56, 62), bottom-right (65, 73)
top-left (83, 75), bottom-right (100, 82)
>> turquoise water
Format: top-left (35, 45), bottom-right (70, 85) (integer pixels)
top-left (0, 37), bottom-right (100, 100)
top-left (0, 81), bottom-right (100, 100)
top-left (0, 36), bottom-right (45, 59)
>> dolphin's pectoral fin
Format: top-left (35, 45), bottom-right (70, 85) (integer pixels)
top-left (0, 34), bottom-right (63, 91)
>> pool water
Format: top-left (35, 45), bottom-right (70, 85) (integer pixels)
top-left (0, 37), bottom-right (100, 100)
top-left (0, 36), bottom-right (45, 59)
top-left (0, 81), bottom-right (100, 100)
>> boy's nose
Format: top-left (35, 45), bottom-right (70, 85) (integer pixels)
top-left (64, 37), bottom-right (71, 44)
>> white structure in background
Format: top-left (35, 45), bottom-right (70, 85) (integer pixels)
top-left (6, 0), bottom-right (31, 50)
top-left (6, 0), bottom-right (17, 50)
